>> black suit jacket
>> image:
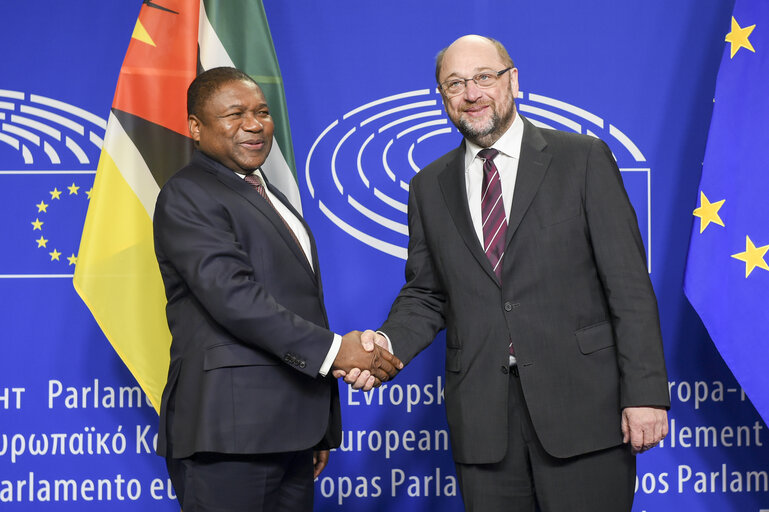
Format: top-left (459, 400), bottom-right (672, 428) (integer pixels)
top-left (154, 150), bottom-right (341, 459)
top-left (381, 116), bottom-right (669, 463)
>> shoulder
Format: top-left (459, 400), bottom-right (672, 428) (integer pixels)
top-left (156, 159), bottom-right (236, 220)
top-left (412, 143), bottom-right (464, 185)
top-left (532, 123), bottom-right (603, 154)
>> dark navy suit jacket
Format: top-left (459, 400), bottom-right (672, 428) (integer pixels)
top-left (154, 150), bottom-right (341, 459)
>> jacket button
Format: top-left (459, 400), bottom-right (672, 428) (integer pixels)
top-left (299, 362), bottom-right (306, 369)
top-left (501, 365), bottom-right (509, 374)
top-left (504, 302), bottom-right (513, 311)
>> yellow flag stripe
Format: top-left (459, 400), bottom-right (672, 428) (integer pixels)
top-left (74, 147), bottom-right (170, 412)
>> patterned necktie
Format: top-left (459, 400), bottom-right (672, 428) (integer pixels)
top-left (244, 172), bottom-right (305, 255)
top-left (479, 148), bottom-right (506, 282)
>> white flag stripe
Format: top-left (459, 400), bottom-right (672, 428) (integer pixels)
top-left (197, 0), bottom-right (235, 69)
top-left (104, 112), bottom-right (160, 218)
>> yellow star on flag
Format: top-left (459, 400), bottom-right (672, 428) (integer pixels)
top-left (36, 201), bottom-right (48, 213)
top-left (50, 188), bottom-right (62, 200)
top-left (725, 16), bottom-right (756, 59)
top-left (67, 254), bottom-right (78, 266)
top-left (36, 236), bottom-right (48, 248)
top-left (731, 236), bottom-right (769, 277)
top-left (86, 188), bottom-right (94, 199)
top-left (68, 183), bottom-right (80, 195)
top-left (132, 18), bottom-right (157, 47)
top-left (31, 218), bottom-right (44, 230)
top-left (49, 249), bottom-right (62, 261)
top-left (692, 191), bottom-right (725, 233)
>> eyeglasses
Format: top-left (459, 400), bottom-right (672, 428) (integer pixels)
top-left (439, 67), bottom-right (513, 97)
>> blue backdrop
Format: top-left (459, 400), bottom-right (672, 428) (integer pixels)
top-left (2, 1), bottom-right (768, 510)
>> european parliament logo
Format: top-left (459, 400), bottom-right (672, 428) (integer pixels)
top-left (0, 89), bottom-right (106, 278)
top-left (305, 89), bottom-right (653, 271)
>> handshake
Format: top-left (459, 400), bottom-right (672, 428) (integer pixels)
top-left (331, 330), bottom-right (402, 391)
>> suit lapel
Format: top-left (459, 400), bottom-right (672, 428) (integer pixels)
top-left (197, 152), bottom-right (318, 284)
top-left (438, 143), bottom-right (500, 284)
top-left (505, 117), bottom-right (551, 248)
top-left (264, 179), bottom-right (320, 283)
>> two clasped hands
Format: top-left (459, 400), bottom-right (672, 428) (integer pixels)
top-left (331, 330), bottom-right (398, 391)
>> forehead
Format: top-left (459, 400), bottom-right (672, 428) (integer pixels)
top-left (440, 39), bottom-right (505, 79)
top-left (207, 79), bottom-right (266, 109)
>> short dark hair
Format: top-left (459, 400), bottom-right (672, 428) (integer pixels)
top-left (187, 67), bottom-right (260, 118)
top-left (435, 36), bottom-right (515, 84)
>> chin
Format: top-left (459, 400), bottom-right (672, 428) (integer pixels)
top-left (459, 121), bottom-right (494, 140)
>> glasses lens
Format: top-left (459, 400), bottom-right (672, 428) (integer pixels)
top-left (443, 80), bottom-right (464, 96)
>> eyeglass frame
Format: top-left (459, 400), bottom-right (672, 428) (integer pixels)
top-left (438, 67), bottom-right (514, 97)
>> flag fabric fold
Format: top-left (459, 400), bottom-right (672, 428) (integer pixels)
top-left (74, 0), bottom-right (299, 411)
top-left (684, 0), bottom-right (769, 425)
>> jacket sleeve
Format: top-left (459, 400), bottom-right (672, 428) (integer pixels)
top-left (380, 182), bottom-right (448, 363)
top-left (584, 138), bottom-right (670, 409)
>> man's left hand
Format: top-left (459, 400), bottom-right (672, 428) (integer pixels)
top-left (621, 406), bottom-right (668, 455)
top-left (313, 450), bottom-right (329, 479)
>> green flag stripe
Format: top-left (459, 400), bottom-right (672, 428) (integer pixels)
top-left (202, 0), bottom-right (297, 175)
top-left (249, 75), bottom-right (283, 84)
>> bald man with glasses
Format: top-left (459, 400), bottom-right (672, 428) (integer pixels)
top-left (345, 35), bottom-right (670, 512)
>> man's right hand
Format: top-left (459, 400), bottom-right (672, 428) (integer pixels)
top-left (332, 330), bottom-right (403, 385)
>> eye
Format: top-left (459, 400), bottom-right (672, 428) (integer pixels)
top-left (475, 73), bottom-right (494, 83)
top-left (257, 110), bottom-right (271, 118)
top-left (445, 79), bottom-right (464, 90)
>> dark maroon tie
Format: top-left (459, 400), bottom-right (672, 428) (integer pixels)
top-left (479, 148), bottom-right (506, 282)
top-left (244, 172), bottom-right (304, 254)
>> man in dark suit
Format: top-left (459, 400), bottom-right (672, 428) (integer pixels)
top-left (348, 35), bottom-right (670, 511)
top-left (153, 67), bottom-right (401, 512)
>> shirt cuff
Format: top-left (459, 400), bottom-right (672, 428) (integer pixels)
top-left (376, 331), bottom-right (394, 355)
top-left (319, 333), bottom-right (342, 377)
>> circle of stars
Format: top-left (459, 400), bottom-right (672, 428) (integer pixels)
top-left (31, 182), bottom-right (93, 267)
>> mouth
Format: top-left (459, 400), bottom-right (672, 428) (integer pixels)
top-left (462, 104), bottom-right (490, 117)
top-left (239, 139), bottom-right (265, 150)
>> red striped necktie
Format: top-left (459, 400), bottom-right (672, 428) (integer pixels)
top-left (479, 148), bottom-right (506, 282)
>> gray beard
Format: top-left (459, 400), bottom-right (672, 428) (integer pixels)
top-left (456, 104), bottom-right (515, 148)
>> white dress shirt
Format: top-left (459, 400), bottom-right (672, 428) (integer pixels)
top-left (463, 113), bottom-right (524, 244)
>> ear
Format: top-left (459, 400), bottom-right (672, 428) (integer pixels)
top-left (509, 68), bottom-right (519, 98)
top-left (188, 115), bottom-right (202, 143)
top-left (439, 89), bottom-right (450, 111)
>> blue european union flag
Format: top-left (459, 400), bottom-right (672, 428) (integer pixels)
top-left (684, 0), bottom-right (769, 424)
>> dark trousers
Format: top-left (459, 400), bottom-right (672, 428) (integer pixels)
top-left (166, 450), bottom-right (314, 512)
top-left (455, 368), bottom-right (636, 512)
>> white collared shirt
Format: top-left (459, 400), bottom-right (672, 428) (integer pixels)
top-left (463, 113), bottom-right (524, 246)
top-left (243, 168), bottom-right (313, 271)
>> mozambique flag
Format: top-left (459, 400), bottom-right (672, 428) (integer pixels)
top-left (684, 0), bottom-right (769, 425)
top-left (74, 0), bottom-right (299, 412)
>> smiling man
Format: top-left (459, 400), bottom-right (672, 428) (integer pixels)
top-left (153, 67), bottom-right (401, 512)
top-left (353, 35), bottom-right (670, 511)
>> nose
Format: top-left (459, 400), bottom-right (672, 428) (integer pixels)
top-left (242, 112), bottom-right (263, 132)
top-left (463, 79), bottom-right (483, 101)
